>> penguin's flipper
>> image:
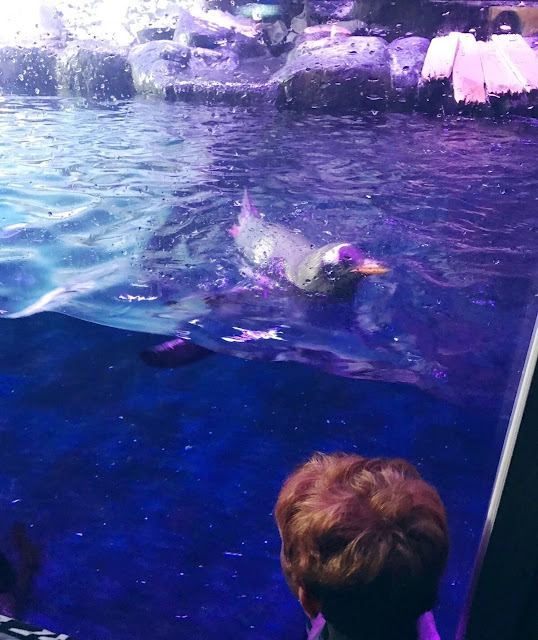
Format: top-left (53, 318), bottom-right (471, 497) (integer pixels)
top-left (239, 188), bottom-right (261, 223)
top-left (140, 338), bottom-right (213, 368)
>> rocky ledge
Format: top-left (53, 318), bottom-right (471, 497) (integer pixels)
top-left (0, 5), bottom-right (537, 117)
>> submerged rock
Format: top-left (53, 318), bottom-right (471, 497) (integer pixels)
top-left (0, 46), bottom-right (57, 96)
top-left (57, 41), bottom-right (135, 100)
top-left (275, 36), bottom-right (390, 112)
top-left (389, 36), bottom-right (430, 107)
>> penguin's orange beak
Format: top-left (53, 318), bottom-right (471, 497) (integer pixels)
top-left (351, 259), bottom-right (390, 276)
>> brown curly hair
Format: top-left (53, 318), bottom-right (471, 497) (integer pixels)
top-left (275, 453), bottom-right (449, 638)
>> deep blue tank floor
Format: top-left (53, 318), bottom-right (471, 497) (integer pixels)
top-left (0, 311), bottom-right (516, 640)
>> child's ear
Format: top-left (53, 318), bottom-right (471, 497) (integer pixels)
top-left (298, 586), bottom-right (323, 619)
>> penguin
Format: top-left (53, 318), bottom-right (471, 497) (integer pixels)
top-left (142, 191), bottom-right (389, 368)
top-left (229, 189), bottom-right (389, 296)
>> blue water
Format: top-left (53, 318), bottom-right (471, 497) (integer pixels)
top-left (0, 97), bottom-right (537, 639)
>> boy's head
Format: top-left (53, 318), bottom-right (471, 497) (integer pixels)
top-left (275, 453), bottom-right (449, 639)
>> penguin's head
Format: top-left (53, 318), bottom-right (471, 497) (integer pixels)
top-left (296, 243), bottom-right (389, 296)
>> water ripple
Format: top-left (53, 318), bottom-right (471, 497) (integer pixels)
top-left (0, 97), bottom-right (536, 405)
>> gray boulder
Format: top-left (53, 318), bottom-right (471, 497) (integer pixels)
top-left (264, 20), bottom-right (289, 48)
top-left (136, 27), bottom-right (175, 44)
top-left (388, 36), bottom-right (430, 107)
top-left (353, 0), bottom-right (442, 38)
top-left (0, 46), bottom-right (57, 96)
top-left (173, 7), bottom-right (263, 57)
top-left (189, 46), bottom-right (240, 75)
top-left (129, 41), bottom-right (191, 97)
top-left (295, 24), bottom-right (353, 45)
top-left (275, 36), bottom-right (391, 112)
top-left (173, 7), bottom-right (230, 48)
top-left (228, 32), bottom-right (268, 59)
top-left (290, 10), bottom-right (309, 35)
top-left (130, 39), bottom-right (284, 105)
top-left (287, 29), bottom-right (352, 62)
top-left (436, 4), bottom-right (483, 37)
top-left (156, 54), bottom-right (283, 105)
top-left (57, 41), bottom-right (135, 100)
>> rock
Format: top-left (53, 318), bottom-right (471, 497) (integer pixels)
top-left (310, 0), bottom-right (358, 23)
top-left (264, 19), bottom-right (294, 55)
top-left (368, 24), bottom-right (394, 39)
top-left (286, 24), bottom-right (353, 57)
top-left (290, 10), bottom-right (309, 34)
top-left (129, 41), bottom-right (191, 97)
top-left (173, 7), bottom-right (230, 49)
top-left (136, 27), bottom-right (175, 44)
top-left (186, 48), bottom-right (286, 101)
top-left (229, 32), bottom-right (268, 59)
top-left (130, 39), bottom-right (285, 105)
top-left (309, 18), bottom-right (398, 40)
top-left (173, 7), bottom-right (265, 58)
top-left (156, 54), bottom-right (282, 106)
top-left (173, 7), bottom-right (259, 49)
top-left (265, 20), bottom-right (289, 47)
top-left (389, 36), bottom-right (430, 107)
top-left (189, 47), bottom-right (240, 75)
top-left (0, 46), bottom-right (57, 96)
top-left (286, 31), bottom-right (299, 46)
top-left (328, 19), bottom-right (369, 35)
top-left (57, 41), bottom-right (135, 100)
top-left (302, 24), bottom-right (352, 40)
top-left (436, 5), bottom-right (485, 38)
top-left (288, 29), bottom-right (353, 61)
top-left (159, 45), bottom-right (192, 66)
top-left (353, 0), bottom-right (444, 39)
top-left (275, 36), bottom-right (391, 112)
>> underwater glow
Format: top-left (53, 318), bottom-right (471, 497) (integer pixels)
top-left (0, 1), bottom-right (45, 42)
top-left (0, 0), bottom-right (190, 45)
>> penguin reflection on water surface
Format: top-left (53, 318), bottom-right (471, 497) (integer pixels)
top-left (141, 190), bottom-right (390, 367)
